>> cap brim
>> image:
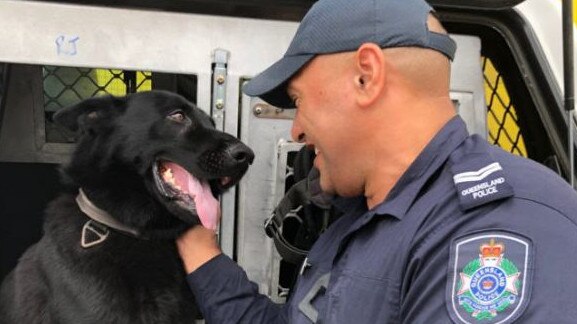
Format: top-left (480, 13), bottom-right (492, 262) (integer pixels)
top-left (243, 54), bottom-right (314, 108)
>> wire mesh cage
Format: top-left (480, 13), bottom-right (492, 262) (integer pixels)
top-left (482, 57), bottom-right (527, 157)
top-left (40, 66), bottom-right (204, 144)
top-left (42, 66), bottom-right (153, 143)
top-left (42, 66), bottom-right (152, 113)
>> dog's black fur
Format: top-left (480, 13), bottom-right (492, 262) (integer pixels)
top-left (0, 90), bottom-right (254, 323)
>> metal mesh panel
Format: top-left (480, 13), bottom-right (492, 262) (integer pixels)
top-left (482, 57), bottom-right (527, 157)
top-left (43, 66), bottom-right (152, 112)
top-left (42, 66), bottom-right (152, 143)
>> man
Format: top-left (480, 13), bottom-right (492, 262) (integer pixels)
top-left (177, 0), bottom-right (577, 322)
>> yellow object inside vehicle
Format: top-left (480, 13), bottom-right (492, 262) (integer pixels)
top-left (94, 69), bottom-right (152, 95)
top-left (483, 57), bottom-right (527, 157)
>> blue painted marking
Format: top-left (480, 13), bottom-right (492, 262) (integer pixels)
top-left (56, 35), bottom-right (79, 56)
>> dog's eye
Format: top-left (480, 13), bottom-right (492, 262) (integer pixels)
top-left (167, 110), bottom-right (186, 123)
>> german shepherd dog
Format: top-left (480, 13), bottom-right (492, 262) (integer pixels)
top-left (0, 90), bottom-right (254, 323)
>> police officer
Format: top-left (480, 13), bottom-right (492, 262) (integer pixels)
top-left (176, 0), bottom-right (577, 322)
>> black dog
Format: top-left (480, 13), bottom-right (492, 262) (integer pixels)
top-left (0, 90), bottom-right (254, 323)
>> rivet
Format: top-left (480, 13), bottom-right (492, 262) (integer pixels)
top-left (254, 106), bottom-right (263, 115)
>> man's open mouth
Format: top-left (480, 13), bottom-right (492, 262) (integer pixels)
top-left (153, 160), bottom-right (234, 230)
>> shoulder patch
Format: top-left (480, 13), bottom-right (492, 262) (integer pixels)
top-left (451, 159), bottom-right (514, 210)
top-left (446, 231), bottom-right (533, 324)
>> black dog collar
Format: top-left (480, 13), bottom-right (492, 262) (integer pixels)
top-left (76, 188), bottom-right (140, 248)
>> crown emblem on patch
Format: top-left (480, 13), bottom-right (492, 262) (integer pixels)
top-left (480, 239), bottom-right (503, 258)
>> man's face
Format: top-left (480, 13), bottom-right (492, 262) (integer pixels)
top-left (288, 53), bottom-right (366, 197)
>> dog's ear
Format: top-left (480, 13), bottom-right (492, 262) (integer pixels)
top-left (53, 95), bottom-right (126, 133)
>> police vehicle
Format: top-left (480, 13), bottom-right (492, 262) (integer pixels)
top-left (0, 0), bottom-right (575, 314)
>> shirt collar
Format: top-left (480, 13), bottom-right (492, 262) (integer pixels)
top-left (332, 195), bottom-right (368, 215)
top-left (370, 115), bottom-right (469, 219)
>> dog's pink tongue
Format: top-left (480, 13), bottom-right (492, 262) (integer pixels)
top-left (186, 176), bottom-right (219, 231)
top-left (164, 162), bottom-right (219, 230)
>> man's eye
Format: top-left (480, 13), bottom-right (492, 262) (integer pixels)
top-left (167, 110), bottom-right (186, 123)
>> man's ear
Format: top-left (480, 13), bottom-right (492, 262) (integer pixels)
top-left (354, 43), bottom-right (386, 107)
top-left (52, 95), bottom-right (126, 133)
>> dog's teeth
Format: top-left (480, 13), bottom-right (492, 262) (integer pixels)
top-left (162, 168), bottom-right (174, 181)
top-left (314, 148), bottom-right (319, 155)
top-left (174, 185), bottom-right (182, 190)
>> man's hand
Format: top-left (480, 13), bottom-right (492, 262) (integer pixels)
top-left (177, 224), bottom-right (222, 274)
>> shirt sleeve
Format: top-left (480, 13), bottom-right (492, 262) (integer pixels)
top-left (186, 253), bottom-right (289, 324)
top-left (400, 198), bottom-right (577, 323)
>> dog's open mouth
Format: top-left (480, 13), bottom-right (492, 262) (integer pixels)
top-left (153, 160), bottom-right (229, 230)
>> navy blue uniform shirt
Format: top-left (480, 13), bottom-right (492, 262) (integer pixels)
top-left (187, 116), bottom-right (577, 323)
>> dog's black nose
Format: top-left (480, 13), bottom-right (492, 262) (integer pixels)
top-left (226, 142), bottom-right (255, 165)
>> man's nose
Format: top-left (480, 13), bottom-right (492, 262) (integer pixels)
top-left (290, 119), bottom-right (306, 143)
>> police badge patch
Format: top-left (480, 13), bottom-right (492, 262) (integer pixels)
top-left (446, 231), bottom-right (533, 324)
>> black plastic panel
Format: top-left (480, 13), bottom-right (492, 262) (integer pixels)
top-left (0, 162), bottom-right (63, 282)
top-left (0, 64), bottom-right (8, 132)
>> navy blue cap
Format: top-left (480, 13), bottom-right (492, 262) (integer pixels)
top-left (243, 0), bottom-right (457, 108)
